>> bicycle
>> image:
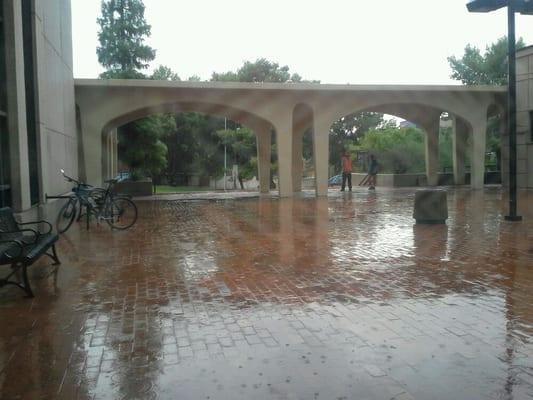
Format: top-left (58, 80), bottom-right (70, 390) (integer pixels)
top-left (47, 170), bottom-right (138, 233)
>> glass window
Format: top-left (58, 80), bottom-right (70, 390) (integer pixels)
top-left (22, 0), bottom-right (39, 204)
top-left (0, 3), bottom-right (11, 208)
top-left (0, 8), bottom-right (6, 114)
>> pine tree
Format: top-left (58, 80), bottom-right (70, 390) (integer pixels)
top-left (97, 0), bottom-right (155, 78)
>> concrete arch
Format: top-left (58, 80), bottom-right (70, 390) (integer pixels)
top-left (75, 80), bottom-right (505, 195)
top-left (326, 102), bottom-right (489, 188)
top-left (357, 104), bottom-right (475, 187)
top-left (101, 101), bottom-right (274, 136)
top-left (318, 89), bottom-right (496, 130)
top-left (99, 101), bottom-right (275, 193)
top-left (79, 100), bottom-right (275, 186)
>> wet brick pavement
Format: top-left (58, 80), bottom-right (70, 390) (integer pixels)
top-left (0, 187), bottom-right (532, 400)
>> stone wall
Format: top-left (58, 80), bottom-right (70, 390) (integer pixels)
top-left (4, 0), bottom-right (76, 217)
top-left (508, 45), bottom-right (533, 189)
top-left (34, 0), bottom-right (77, 200)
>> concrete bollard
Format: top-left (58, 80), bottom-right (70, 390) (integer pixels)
top-left (413, 189), bottom-right (448, 224)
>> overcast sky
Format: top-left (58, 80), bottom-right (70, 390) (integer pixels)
top-left (71, 0), bottom-right (533, 85)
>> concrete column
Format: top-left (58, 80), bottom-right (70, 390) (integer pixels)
top-left (313, 117), bottom-right (330, 196)
top-left (471, 116), bottom-right (487, 190)
top-left (423, 119), bottom-right (440, 186)
top-left (112, 130), bottom-right (118, 177)
top-left (500, 113), bottom-right (509, 188)
top-left (273, 115), bottom-right (293, 197)
top-left (107, 129), bottom-right (117, 179)
top-left (105, 133), bottom-right (110, 180)
top-left (102, 131), bottom-right (110, 180)
top-left (292, 130), bottom-right (304, 192)
top-left (3, 0), bottom-right (31, 211)
top-left (452, 117), bottom-right (468, 185)
top-left (255, 127), bottom-right (272, 194)
top-left (78, 109), bottom-right (104, 186)
top-left (108, 132), bottom-right (114, 178)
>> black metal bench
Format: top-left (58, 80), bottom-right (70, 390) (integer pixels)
top-left (0, 207), bottom-right (60, 297)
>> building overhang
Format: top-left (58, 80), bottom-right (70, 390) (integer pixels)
top-left (74, 79), bottom-right (506, 95)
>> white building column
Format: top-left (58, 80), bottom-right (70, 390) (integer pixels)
top-left (499, 112), bottom-right (509, 187)
top-left (104, 129), bottom-right (117, 180)
top-left (4, 0), bottom-right (31, 211)
top-left (452, 117), bottom-right (468, 185)
top-left (112, 129), bottom-right (118, 178)
top-left (313, 116), bottom-right (330, 196)
top-left (470, 115), bottom-right (487, 190)
top-left (273, 115), bottom-right (293, 197)
top-left (78, 109), bottom-right (104, 186)
top-left (292, 129), bottom-right (304, 192)
top-left (104, 131), bottom-right (111, 180)
top-left (255, 127), bottom-right (272, 194)
top-left (423, 119), bottom-right (440, 186)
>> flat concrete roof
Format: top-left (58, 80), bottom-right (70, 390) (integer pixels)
top-left (75, 79), bottom-right (507, 93)
top-left (518, 44), bottom-right (533, 57)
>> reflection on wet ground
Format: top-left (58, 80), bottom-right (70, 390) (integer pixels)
top-left (0, 187), bottom-right (532, 399)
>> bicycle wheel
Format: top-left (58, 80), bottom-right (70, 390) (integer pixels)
top-left (56, 198), bottom-right (78, 234)
top-left (105, 197), bottom-right (138, 230)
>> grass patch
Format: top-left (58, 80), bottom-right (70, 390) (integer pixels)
top-left (155, 185), bottom-right (212, 194)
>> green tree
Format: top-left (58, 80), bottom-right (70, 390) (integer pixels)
top-left (151, 65), bottom-right (180, 81)
top-left (117, 66), bottom-right (179, 182)
top-left (448, 36), bottom-right (525, 85)
top-left (216, 127), bottom-right (257, 183)
top-left (355, 127), bottom-right (426, 174)
top-left (448, 36), bottom-right (521, 170)
top-left (97, 0), bottom-right (155, 79)
top-left (211, 58), bottom-right (305, 83)
top-left (163, 113), bottom-right (225, 184)
top-left (118, 115), bottom-right (174, 179)
top-left (96, 0), bottom-right (180, 183)
top-left (330, 112), bottom-right (385, 171)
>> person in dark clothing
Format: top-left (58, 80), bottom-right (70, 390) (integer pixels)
top-left (368, 154), bottom-right (378, 190)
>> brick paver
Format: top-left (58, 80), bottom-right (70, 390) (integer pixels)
top-left (0, 187), bottom-right (532, 399)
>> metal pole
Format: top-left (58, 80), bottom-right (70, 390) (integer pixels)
top-left (223, 118), bottom-right (227, 191)
top-left (505, 2), bottom-right (522, 221)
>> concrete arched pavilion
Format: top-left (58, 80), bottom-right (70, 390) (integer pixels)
top-left (75, 80), bottom-right (506, 197)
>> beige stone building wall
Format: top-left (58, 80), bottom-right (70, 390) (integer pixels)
top-left (2, 0), bottom-right (76, 213)
top-left (33, 0), bottom-right (77, 201)
top-left (514, 46), bottom-right (533, 189)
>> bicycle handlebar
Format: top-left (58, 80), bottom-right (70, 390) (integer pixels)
top-left (60, 169), bottom-right (80, 185)
top-left (60, 169), bottom-right (116, 194)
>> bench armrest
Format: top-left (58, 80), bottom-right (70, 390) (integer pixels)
top-left (0, 239), bottom-right (24, 260)
top-left (18, 220), bottom-right (53, 235)
top-left (0, 229), bottom-right (39, 243)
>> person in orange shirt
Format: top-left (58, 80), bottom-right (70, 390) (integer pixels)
top-left (341, 151), bottom-right (352, 191)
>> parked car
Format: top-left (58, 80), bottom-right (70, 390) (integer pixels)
top-left (328, 174), bottom-right (342, 186)
top-left (115, 171), bottom-right (131, 182)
